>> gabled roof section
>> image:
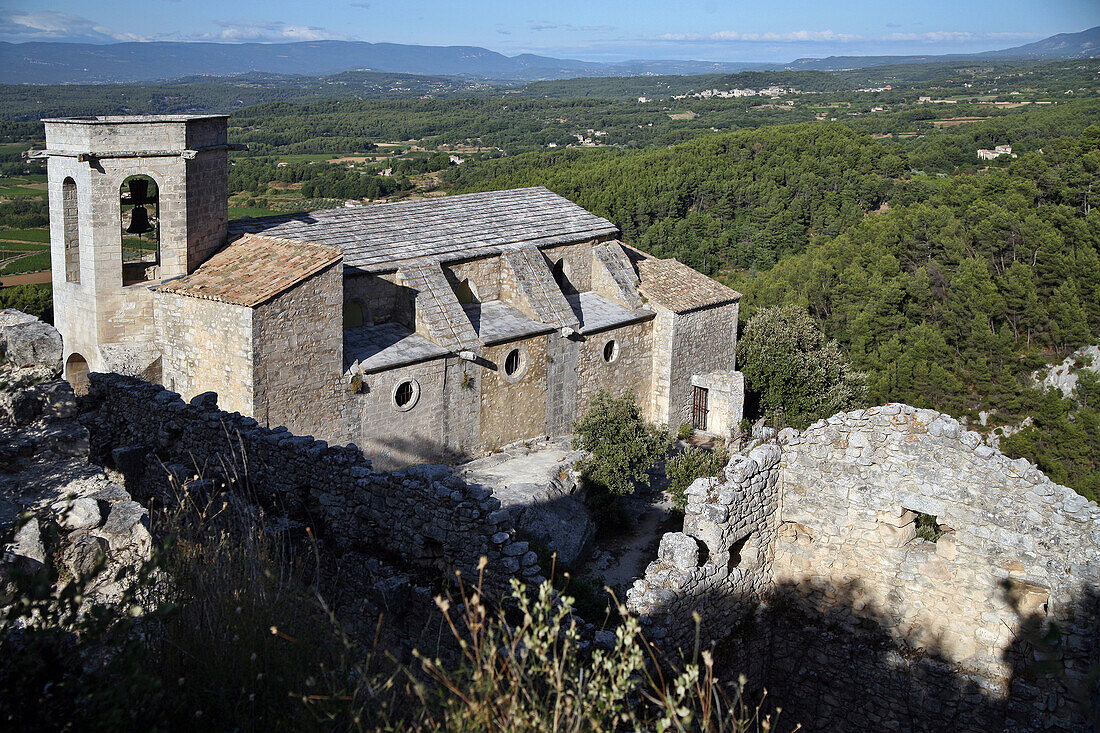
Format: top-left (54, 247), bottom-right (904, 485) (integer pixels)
top-left (396, 260), bottom-right (480, 352)
top-left (501, 247), bottom-right (580, 330)
top-left (635, 256), bottom-right (741, 314)
top-left (227, 187), bottom-right (619, 273)
top-left (157, 234), bottom-right (341, 308)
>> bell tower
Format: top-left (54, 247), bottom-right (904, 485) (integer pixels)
top-left (33, 115), bottom-right (235, 384)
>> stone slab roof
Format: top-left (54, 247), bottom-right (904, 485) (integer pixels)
top-left (635, 257), bottom-right (741, 314)
top-left (345, 322), bottom-right (449, 374)
top-left (227, 187), bottom-right (619, 273)
top-left (592, 241), bottom-right (645, 310)
top-left (158, 234), bottom-right (341, 308)
top-left (397, 261), bottom-right (479, 351)
top-left (567, 292), bottom-right (654, 334)
top-left (467, 300), bottom-right (555, 346)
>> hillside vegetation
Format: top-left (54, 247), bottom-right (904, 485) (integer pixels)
top-left (446, 101), bottom-right (1100, 499)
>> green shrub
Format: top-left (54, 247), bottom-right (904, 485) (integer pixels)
top-left (0, 283), bottom-right (52, 323)
top-left (738, 304), bottom-right (865, 430)
top-left (677, 422), bottom-right (695, 440)
top-left (666, 446), bottom-right (729, 509)
top-left (572, 390), bottom-right (671, 496)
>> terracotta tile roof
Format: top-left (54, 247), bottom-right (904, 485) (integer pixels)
top-left (636, 257), bottom-right (741, 314)
top-left (227, 187), bottom-right (619, 273)
top-left (158, 234), bottom-right (342, 307)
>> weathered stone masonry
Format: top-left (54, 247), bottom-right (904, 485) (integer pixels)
top-left (85, 373), bottom-right (545, 596)
top-left (630, 404), bottom-right (1100, 731)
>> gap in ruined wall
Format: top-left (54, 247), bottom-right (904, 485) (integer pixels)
top-left (907, 509), bottom-right (947, 543)
top-left (728, 532), bottom-right (759, 571)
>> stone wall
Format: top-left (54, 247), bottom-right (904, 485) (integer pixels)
top-left (344, 271), bottom-right (415, 329)
top-left (479, 335), bottom-right (550, 452)
top-left (627, 404), bottom-right (1100, 731)
top-left (665, 302), bottom-right (738, 429)
top-left (253, 262), bottom-right (344, 440)
top-left (627, 443), bottom-right (781, 651)
top-left (85, 373), bottom-right (542, 596)
top-left (154, 292), bottom-right (254, 414)
top-left (576, 320), bottom-right (652, 418)
top-left (769, 405), bottom-right (1100, 730)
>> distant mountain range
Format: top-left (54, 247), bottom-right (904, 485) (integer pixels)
top-left (1, 26), bottom-right (1097, 85)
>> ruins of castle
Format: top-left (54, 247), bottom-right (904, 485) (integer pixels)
top-left (34, 114), bottom-right (743, 469)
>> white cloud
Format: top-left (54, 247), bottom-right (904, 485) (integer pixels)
top-left (528, 21), bottom-right (616, 33)
top-left (656, 29), bottom-right (860, 42)
top-left (0, 9), bottom-right (144, 43)
top-left (886, 31), bottom-right (1035, 42)
top-left (654, 28), bottom-right (1039, 45)
top-left (196, 20), bottom-right (356, 42)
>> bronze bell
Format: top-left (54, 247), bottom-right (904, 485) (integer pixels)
top-left (125, 205), bottom-right (154, 235)
top-left (122, 178), bottom-right (156, 206)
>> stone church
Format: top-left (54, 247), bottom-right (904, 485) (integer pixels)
top-left (38, 114), bottom-right (743, 469)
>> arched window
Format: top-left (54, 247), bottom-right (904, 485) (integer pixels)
top-left (343, 301), bottom-right (365, 329)
top-left (120, 175), bottom-right (160, 285)
top-left (65, 353), bottom-right (89, 395)
top-left (62, 177), bottom-right (80, 283)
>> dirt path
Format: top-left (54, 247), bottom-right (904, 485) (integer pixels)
top-left (583, 459), bottom-right (682, 593)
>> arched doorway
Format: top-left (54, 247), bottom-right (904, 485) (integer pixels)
top-left (65, 353), bottom-right (89, 395)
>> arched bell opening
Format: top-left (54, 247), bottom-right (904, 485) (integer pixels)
top-left (120, 175), bottom-right (160, 285)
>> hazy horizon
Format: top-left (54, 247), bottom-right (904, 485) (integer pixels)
top-left (1, 0), bottom-right (1098, 64)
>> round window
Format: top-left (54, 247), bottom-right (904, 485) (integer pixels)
top-left (392, 379), bottom-right (420, 411)
top-left (603, 339), bottom-right (620, 363)
top-left (504, 348), bottom-right (524, 377)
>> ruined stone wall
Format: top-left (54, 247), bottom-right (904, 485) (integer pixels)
top-left (576, 320), bottom-right (652, 418)
top-left (627, 443), bottom-right (781, 652)
top-left (343, 271), bottom-right (414, 328)
top-left (768, 405), bottom-right (1100, 731)
top-left (479, 335), bottom-right (550, 452)
top-left (253, 262), bottom-right (344, 442)
top-left (630, 404), bottom-right (1099, 731)
top-left (154, 292), bottom-right (253, 414)
top-left (86, 373), bottom-right (542, 596)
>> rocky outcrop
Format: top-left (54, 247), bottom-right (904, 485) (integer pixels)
top-left (0, 309), bottom-right (62, 372)
top-left (1032, 344), bottom-right (1099, 397)
top-left (0, 312), bottom-right (152, 607)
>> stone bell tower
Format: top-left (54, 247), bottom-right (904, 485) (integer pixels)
top-left (32, 115), bottom-right (235, 386)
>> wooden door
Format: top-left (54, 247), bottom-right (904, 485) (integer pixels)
top-left (692, 386), bottom-right (709, 431)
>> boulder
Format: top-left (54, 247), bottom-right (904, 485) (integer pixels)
top-left (0, 310), bottom-right (63, 373)
top-left (52, 497), bottom-right (101, 531)
top-left (63, 533), bottom-right (108, 578)
top-left (100, 501), bottom-right (151, 560)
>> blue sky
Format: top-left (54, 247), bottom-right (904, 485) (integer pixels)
top-left (1, 0), bottom-right (1098, 62)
